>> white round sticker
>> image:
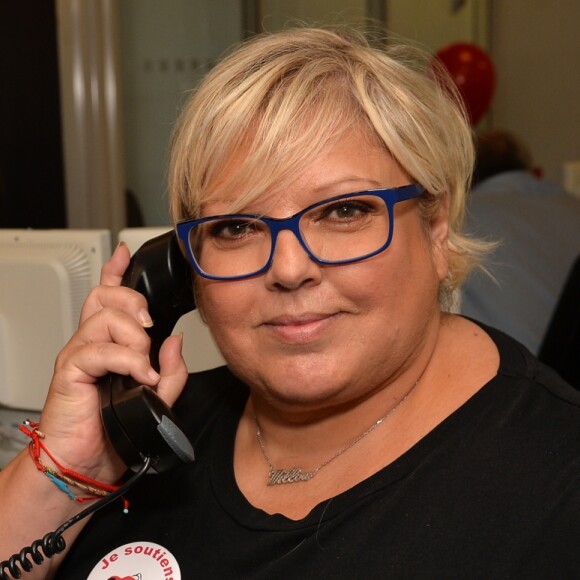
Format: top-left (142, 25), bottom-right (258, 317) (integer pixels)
top-left (87, 541), bottom-right (181, 580)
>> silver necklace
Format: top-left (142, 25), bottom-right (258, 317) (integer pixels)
top-left (254, 381), bottom-right (419, 486)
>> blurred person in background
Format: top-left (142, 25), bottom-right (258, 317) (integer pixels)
top-left (461, 128), bottom-right (580, 355)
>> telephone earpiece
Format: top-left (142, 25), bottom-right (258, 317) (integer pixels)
top-left (99, 232), bottom-right (196, 473)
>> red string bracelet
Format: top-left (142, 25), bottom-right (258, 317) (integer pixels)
top-left (20, 419), bottom-right (129, 511)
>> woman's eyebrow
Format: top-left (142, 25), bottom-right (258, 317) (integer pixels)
top-left (200, 178), bottom-right (385, 218)
top-left (310, 176), bottom-right (382, 194)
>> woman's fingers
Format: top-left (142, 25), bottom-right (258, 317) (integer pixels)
top-left (58, 301), bottom-right (161, 390)
top-left (80, 242), bottom-right (153, 327)
top-left (54, 341), bottom-right (160, 389)
top-left (79, 284), bottom-right (153, 328)
top-left (74, 305), bottom-right (153, 355)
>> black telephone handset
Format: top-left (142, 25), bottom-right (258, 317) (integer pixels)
top-left (99, 231), bottom-right (196, 473)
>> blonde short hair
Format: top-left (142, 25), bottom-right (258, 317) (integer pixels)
top-left (169, 27), bottom-right (487, 304)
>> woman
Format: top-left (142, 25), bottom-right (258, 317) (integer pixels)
top-left (1, 28), bottom-right (578, 579)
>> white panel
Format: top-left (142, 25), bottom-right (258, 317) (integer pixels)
top-left (0, 229), bottom-right (111, 410)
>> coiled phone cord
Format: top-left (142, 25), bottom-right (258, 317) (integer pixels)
top-left (0, 456), bottom-right (152, 579)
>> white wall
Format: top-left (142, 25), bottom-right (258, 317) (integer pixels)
top-left (119, 0), bottom-right (243, 226)
top-left (490, 1), bottom-right (580, 185)
top-left (261, 0), bottom-right (367, 29)
top-left (387, 0), bottom-right (489, 51)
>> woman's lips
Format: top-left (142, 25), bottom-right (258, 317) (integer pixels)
top-left (263, 313), bottom-right (339, 343)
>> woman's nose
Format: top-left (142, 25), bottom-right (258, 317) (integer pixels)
top-left (264, 230), bottom-right (322, 290)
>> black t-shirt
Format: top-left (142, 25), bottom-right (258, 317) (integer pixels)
top-left (56, 323), bottom-right (580, 579)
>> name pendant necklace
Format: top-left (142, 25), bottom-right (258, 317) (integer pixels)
top-left (254, 380), bottom-right (419, 486)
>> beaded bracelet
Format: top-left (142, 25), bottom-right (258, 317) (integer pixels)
top-left (20, 419), bottom-right (128, 511)
top-left (34, 456), bottom-right (111, 499)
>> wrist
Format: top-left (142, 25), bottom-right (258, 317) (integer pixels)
top-left (20, 419), bottom-right (127, 510)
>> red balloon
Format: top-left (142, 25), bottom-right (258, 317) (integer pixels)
top-left (434, 42), bottom-right (496, 126)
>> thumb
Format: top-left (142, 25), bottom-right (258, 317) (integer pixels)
top-left (156, 333), bottom-right (188, 407)
top-left (101, 241), bottom-right (132, 286)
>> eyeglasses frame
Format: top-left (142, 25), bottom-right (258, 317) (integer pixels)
top-left (175, 183), bottom-right (424, 281)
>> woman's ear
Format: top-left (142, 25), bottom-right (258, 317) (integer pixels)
top-left (430, 194), bottom-right (450, 282)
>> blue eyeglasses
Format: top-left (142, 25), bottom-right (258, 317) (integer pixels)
top-left (175, 183), bottom-right (423, 281)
